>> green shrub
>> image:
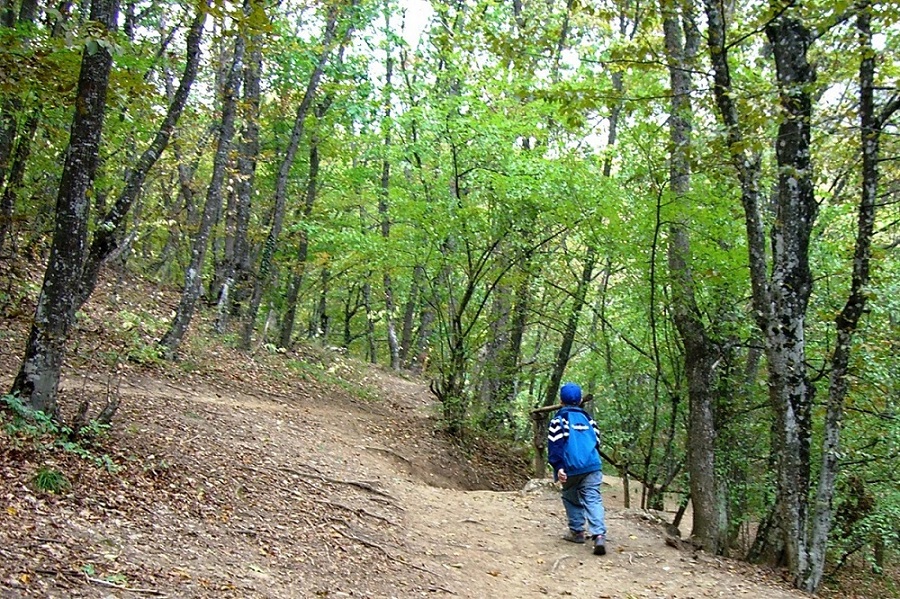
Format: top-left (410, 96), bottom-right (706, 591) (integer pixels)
top-left (2, 393), bottom-right (118, 471)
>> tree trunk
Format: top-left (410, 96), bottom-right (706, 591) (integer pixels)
top-left (0, 0), bottom-right (39, 253)
top-left (491, 254), bottom-right (532, 423)
top-left (362, 279), bottom-right (376, 361)
top-left (704, 1), bottom-right (820, 586)
top-left (10, 0), bottom-right (119, 414)
top-left (764, 17), bottom-right (817, 588)
top-left (240, 4), bottom-right (342, 349)
top-left (543, 248), bottom-right (595, 406)
top-left (661, 0), bottom-right (726, 554)
top-left (315, 267), bottom-right (330, 340)
top-left (412, 289), bottom-right (435, 373)
top-left (278, 132), bottom-right (320, 348)
top-left (703, 0), bottom-right (770, 557)
top-left (0, 112), bottom-right (37, 253)
top-left (379, 6), bottom-right (400, 370)
top-left (399, 264), bottom-right (423, 365)
top-left (159, 27), bottom-right (244, 356)
top-left (216, 13), bottom-right (261, 334)
top-left (802, 5), bottom-right (896, 590)
top-left (478, 284), bottom-right (511, 426)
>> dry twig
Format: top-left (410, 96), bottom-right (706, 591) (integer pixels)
top-left (551, 554), bottom-right (572, 573)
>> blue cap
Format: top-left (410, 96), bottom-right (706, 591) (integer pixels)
top-left (560, 382), bottom-right (582, 405)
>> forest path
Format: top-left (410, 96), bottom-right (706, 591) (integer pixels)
top-left (1, 348), bottom-right (807, 598)
top-left (360, 368), bottom-right (805, 599)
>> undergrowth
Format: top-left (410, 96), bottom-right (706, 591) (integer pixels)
top-left (1, 393), bottom-right (118, 480)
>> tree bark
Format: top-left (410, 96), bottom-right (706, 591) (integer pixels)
top-left (764, 17), bottom-right (817, 587)
top-left (661, 0), bottom-right (726, 554)
top-left (362, 279), bottom-right (376, 361)
top-left (159, 25), bottom-right (244, 356)
top-left (478, 284), bottom-right (511, 425)
top-left (240, 4), bottom-right (343, 349)
top-left (316, 267), bottom-right (331, 340)
top-left (543, 247), bottom-right (595, 406)
top-left (0, 0), bottom-right (39, 251)
top-left (379, 3), bottom-right (400, 369)
top-left (399, 264), bottom-right (423, 365)
top-left (704, 1), bottom-right (820, 586)
top-left (10, 0), bottom-right (119, 414)
top-left (491, 258), bottom-right (531, 422)
top-left (802, 4), bottom-right (896, 591)
top-left (0, 111), bottom-right (37, 253)
top-left (216, 4), bottom-right (261, 334)
top-left (278, 132), bottom-right (320, 348)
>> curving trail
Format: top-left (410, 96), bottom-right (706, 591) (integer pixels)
top-left (0, 354), bottom-right (806, 598)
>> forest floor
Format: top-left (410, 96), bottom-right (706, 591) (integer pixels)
top-left (0, 261), bottom-right (890, 598)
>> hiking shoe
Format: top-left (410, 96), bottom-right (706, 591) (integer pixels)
top-left (563, 530), bottom-right (586, 544)
top-left (592, 534), bottom-right (606, 555)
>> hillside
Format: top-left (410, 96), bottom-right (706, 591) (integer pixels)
top-left (0, 264), bottom-right (852, 597)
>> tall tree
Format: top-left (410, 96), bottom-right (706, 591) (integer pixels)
top-left (762, 15), bottom-right (818, 587)
top-left (803, 2), bottom-right (900, 590)
top-left (277, 120), bottom-right (322, 349)
top-left (702, 0), bottom-right (837, 587)
top-left (76, 1), bottom-right (208, 309)
top-left (10, 0), bottom-right (120, 414)
top-left (379, 1), bottom-right (400, 370)
top-left (214, 1), bottom-right (263, 334)
top-left (0, 0), bottom-right (39, 252)
top-left (240, 1), bottom-right (347, 349)
top-left (660, 0), bottom-right (725, 552)
top-left (160, 16), bottom-right (246, 356)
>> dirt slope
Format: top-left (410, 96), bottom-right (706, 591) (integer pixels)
top-left (0, 349), bottom-right (808, 598)
top-left (0, 263), bottom-right (810, 598)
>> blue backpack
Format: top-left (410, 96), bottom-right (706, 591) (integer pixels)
top-left (562, 408), bottom-right (601, 473)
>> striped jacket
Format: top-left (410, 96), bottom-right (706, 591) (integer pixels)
top-left (547, 406), bottom-right (602, 480)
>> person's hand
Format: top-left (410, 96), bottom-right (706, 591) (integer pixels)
top-left (557, 468), bottom-right (567, 483)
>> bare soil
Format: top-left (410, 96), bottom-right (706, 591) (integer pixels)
top-left (0, 266), bottom-right (821, 598)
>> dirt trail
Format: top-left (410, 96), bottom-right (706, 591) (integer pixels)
top-left (360, 372), bottom-right (805, 599)
top-left (0, 356), bottom-right (808, 599)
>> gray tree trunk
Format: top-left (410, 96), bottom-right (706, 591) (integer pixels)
top-left (278, 131), bottom-right (320, 348)
top-left (309, 267), bottom-right (330, 340)
top-left (379, 8), bottom-right (400, 370)
top-left (159, 28), bottom-right (244, 356)
top-left (478, 284), bottom-right (511, 425)
top-left (10, 0), bottom-right (119, 414)
top-left (489, 262), bottom-right (530, 421)
top-left (363, 279), bottom-right (376, 362)
top-left (661, 0), bottom-right (726, 554)
top-left (543, 248), bottom-right (595, 406)
top-left (803, 4), bottom-right (897, 591)
top-left (0, 0), bottom-right (39, 253)
top-left (216, 12), bottom-right (261, 334)
top-left (240, 5), bottom-right (342, 349)
top-left (764, 17), bottom-right (817, 587)
top-left (399, 264), bottom-right (423, 366)
top-left (0, 112), bottom-right (37, 253)
top-left (705, 0), bottom-right (823, 587)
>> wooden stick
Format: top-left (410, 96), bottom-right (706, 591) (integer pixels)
top-left (528, 394), bottom-right (594, 417)
top-left (551, 555), bottom-right (572, 573)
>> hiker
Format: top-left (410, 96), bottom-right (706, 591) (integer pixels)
top-left (547, 382), bottom-right (607, 556)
